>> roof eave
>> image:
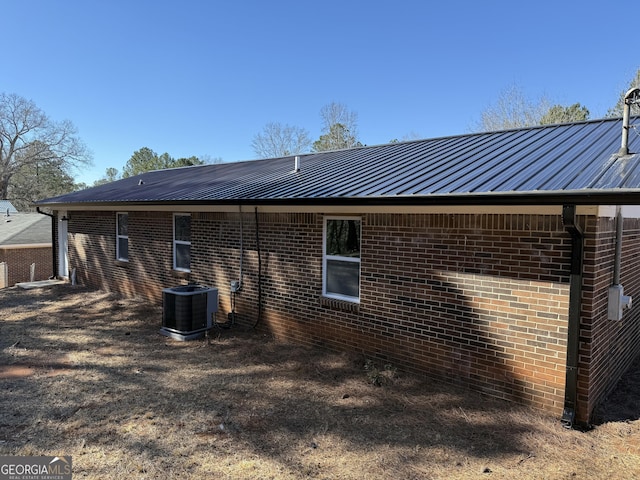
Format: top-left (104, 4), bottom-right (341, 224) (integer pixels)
top-left (33, 189), bottom-right (640, 210)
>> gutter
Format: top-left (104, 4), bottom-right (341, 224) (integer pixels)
top-left (31, 187), bottom-right (640, 210)
top-left (561, 204), bottom-right (584, 429)
top-left (36, 207), bottom-right (57, 279)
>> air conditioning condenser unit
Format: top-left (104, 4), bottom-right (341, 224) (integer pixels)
top-left (161, 285), bottom-right (218, 341)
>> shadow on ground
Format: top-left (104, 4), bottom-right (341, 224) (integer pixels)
top-left (592, 354), bottom-right (640, 424)
top-left (2, 285), bottom-right (640, 479)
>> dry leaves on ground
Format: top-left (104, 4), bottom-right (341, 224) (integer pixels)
top-left (1, 285), bottom-right (640, 479)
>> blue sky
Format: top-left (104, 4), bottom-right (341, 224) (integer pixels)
top-left (3, 0), bottom-right (638, 185)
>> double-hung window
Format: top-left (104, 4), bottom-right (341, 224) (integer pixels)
top-left (323, 217), bottom-right (361, 302)
top-left (116, 212), bottom-right (129, 261)
top-left (173, 213), bottom-right (191, 271)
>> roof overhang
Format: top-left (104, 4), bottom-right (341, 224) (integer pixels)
top-left (33, 188), bottom-right (640, 210)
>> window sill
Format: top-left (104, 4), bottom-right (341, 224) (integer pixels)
top-left (172, 270), bottom-right (191, 280)
top-left (115, 260), bottom-right (129, 267)
top-left (320, 296), bottom-right (360, 313)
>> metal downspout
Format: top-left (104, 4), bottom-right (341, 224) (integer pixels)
top-left (252, 206), bottom-right (262, 329)
top-left (561, 204), bottom-right (584, 429)
top-left (36, 207), bottom-right (57, 279)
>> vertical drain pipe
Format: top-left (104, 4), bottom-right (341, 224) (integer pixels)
top-left (252, 206), bottom-right (263, 329)
top-left (36, 207), bottom-right (57, 279)
top-left (561, 205), bottom-right (584, 429)
top-left (238, 205), bottom-right (244, 289)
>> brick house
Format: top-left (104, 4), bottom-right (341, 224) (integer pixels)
top-left (36, 114), bottom-right (640, 428)
top-left (0, 203), bottom-right (53, 288)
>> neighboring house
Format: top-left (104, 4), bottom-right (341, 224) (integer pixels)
top-left (0, 200), bottom-right (18, 216)
top-left (35, 113), bottom-right (640, 428)
top-left (0, 204), bottom-right (53, 287)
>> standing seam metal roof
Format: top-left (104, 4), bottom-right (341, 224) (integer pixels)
top-left (36, 117), bottom-right (640, 207)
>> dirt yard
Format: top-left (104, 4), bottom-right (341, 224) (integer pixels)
top-left (1, 285), bottom-right (640, 479)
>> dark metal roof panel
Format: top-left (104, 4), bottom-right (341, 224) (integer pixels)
top-left (36, 117), bottom-right (640, 207)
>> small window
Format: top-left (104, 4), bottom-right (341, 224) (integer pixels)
top-left (323, 217), bottom-right (361, 302)
top-left (116, 212), bottom-right (128, 261)
top-left (173, 213), bottom-right (191, 271)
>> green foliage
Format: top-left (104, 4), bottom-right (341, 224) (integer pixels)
top-left (313, 102), bottom-right (362, 152)
top-left (172, 156), bottom-right (204, 168)
top-left (539, 103), bottom-right (590, 125)
top-left (122, 147), bottom-right (164, 177)
top-left (104, 167), bottom-right (120, 182)
top-left (121, 147), bottom-right (204, 178)
top-left (92, 167), bottom-right (120, 187)
top-left (312, 123), bottom-right (362, 152)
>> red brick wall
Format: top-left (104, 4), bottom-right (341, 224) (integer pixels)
top-left (67, 211), bottom-right (183, 298)
top-left (66, 209), bottom-right (580, 417)
top-left (359, 213), bottom-right (571, 414)
top-left (581, 215), bottom-right (640, 422)
top-left (0, 245), bottom-right (53, 286)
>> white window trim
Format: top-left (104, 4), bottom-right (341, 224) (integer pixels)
top-left (116, 212), bottom-right (129, 262)
top-left (322, 216), bottom-right (361, 303)
top-left (173, 213), bottom-right (191, 272)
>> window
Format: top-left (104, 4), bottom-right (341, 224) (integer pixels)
top-left (173, 213), bottom-right (191, 271)
top-left (323, 217), bottom-right (361, 302)
top-left (116, 212), bottom-right (128, 261)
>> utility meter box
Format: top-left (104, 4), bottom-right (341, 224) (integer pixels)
top-left (608, 284), bottom-right (632, 321)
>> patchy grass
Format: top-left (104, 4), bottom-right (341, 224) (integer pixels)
top-left (1, 285), bottom-right (640, 479)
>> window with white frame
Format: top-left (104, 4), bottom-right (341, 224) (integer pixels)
top-left (116, 212), bottom-right (129, 261)
top-left (323, 217), bottom-right (361, 302)
top-left (173, 213), bottom-right (191, 271)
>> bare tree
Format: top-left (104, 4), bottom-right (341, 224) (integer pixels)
top-left (319, 102), bottom-right (359, 138)
top-left (8, 141), bottom-right (77, 210)
top-left (473, 85), bottom-right (553, 132)
top-left (313, 102), bottom-right (361, 151)
top-left (252, 122), bottom-right (312, 158)
top-left (0, 93), bottom-right (91, 201)
top-left (607, 68), bottom-right (640, 118)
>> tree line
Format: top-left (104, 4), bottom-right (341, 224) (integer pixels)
top-left (253, 70), bottom-right (640, 158)
top-left (90, 148), bottom-right (221, 187)
top-left (1, 68), bottom-right (639, 211)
